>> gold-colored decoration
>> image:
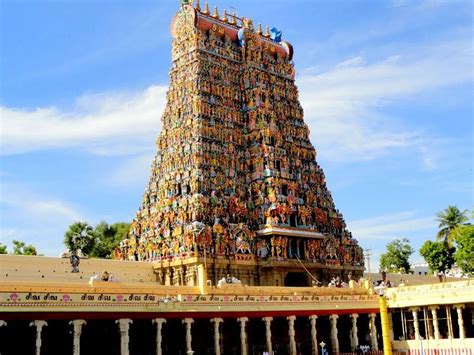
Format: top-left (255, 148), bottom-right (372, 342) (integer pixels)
top-left (230, 11), bottom-right (237, 25)
top-left (257, 23), bottom-right (263, 35)
top-left (203, 2), bottom-right (210, 15)
top-left (243, 18), bottom-right (254, 31)
top-left (213, 6), bottom-right (219, 18)
top-left (264, 26), bottom-right (270, 38)
top-left (222, 10), bottom-right (228, 22)
top-left (211, 23), bottom-right (225, 35)
top-left (195, 0), bottom-right (201, 11)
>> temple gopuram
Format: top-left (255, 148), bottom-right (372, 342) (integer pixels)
top-left (1, 2), bottom-right (473, 355)
top-left (115, 0), bottom-right (364, 288)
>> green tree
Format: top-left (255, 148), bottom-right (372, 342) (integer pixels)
top-left (379, 238), bottom-right (414, 273)
top-left (419, 240), bottom-right (455, 274)
top-left (90, 222), bottom-right (130, 259)
top-left (0, 243), bottom-right (8, 254)
top-left (12, 240), bottom-right (38, 255)
top-left (436, 206), bottom-right (468, 246)
top-left (64, 222), bottom-right (95, 256)
top-left (453, 224), bottom-right (474, 276)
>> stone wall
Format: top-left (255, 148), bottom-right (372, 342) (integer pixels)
top-left (0, 255), bottom-right (157, 284)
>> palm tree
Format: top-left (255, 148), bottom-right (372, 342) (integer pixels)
top-left (64, 221), bottom-right (95, 256)
top-left (436, 206), bottom-right (468, 246)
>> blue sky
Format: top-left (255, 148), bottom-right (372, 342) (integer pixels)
top-left (1, 0), bottom-right (472, 269)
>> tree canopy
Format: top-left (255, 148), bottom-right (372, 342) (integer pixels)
top-left (379, 238), bottom-right (414, 273)
top-left (64, 222), bottom-right (95, 256)
top-left (89, 222), bottom-right (130, 259)
top-left (12, 240), bottom-right (38, 255)
top-left (419, 240), bottom-right (455, 274)
top-left (0, 243), bottom-right (8, 254)
top-left (64, 221), bottom-right (130, 259)
top-left (453, 224), bottom-right (474, 276)
top-left (436, 205), bottom-right (469, 246)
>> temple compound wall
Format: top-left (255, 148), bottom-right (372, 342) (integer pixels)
top-left (1, 255), bottom-right (473, 354)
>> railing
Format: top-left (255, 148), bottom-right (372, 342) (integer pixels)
top-left (392, 339), bottom-right (474, 354)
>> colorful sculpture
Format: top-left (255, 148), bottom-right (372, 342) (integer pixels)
top-left (116, 2), bottom-right (363, 278)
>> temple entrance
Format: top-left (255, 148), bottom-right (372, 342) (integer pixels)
top-left (284, 272), bottom-right (308, 287)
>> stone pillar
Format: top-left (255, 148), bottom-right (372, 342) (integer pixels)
top-left (29, 320), bottom-right (48, 355)
top-left (197, 264), bottom-right (207, 294)
top-left (237, 317), bottom-right (249, 355)
top-left (69, 319), bottom-right (86, 355)
top-left (429, 306), bottom-right (440, 340)
top-left (309, 315), bottom-right (318, 355)
top-left (369, 313), bottom-right (379, 350)
top-left (287, 316), bottom-right (297, 355)
top-left (387, 312), bottom-right (394, 341)
top-left (350, 314), bottom-right (359, 351)
top-left (446, 306), bottom-right (454, 339)
top-left (182, 318), bottom-right (194, 354)
top-left (211, 318), bottom-right (224, 355)
top-left (424, 308), bottom-right (434, 340)
top-left (262, 317), bottom-right (273, 355)
top-left (116, 319), bottom-right (133, 355)
top-left (184, 267), bottom-right (194, 286)
top-left (455, 304), bottom-right (465, 339)
top-left (410, 308), bottom-right (420, 341)
top-left (165, 269), bottom-right (172, 285)
top-left (157, 270), bottom-right (164, 284)
top-left (152, 318), bottom-right (167, 355)
top-left (329, 314), bottom-right (339, 353)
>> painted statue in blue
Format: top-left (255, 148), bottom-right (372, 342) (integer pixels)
top-left (238, 28), bottom-right (246, 47)
top-left (270, 27), bottom-right (282, 42)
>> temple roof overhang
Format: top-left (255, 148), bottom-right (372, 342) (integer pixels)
top-left (256, 226), bottom-right (325, 239)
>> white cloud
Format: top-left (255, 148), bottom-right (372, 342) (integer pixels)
top-left (335, 56), bottom-right (365, 68)
top-left (0, 184), bottom-right (86, 255)
top-left (108, 152), bottom-right (155, 187)
top-left (0, 184), bottom-right (83, 223)
top-left (1, 36), bottom-right (471, 167)
top-left (0, 85), bottom-right (166, 155)
top-left (348, 210), bottom-right (435, 240)
top-left (298, 37), bottom-right (472, 162)
top-left (392, 0), bottom-right (469, 9)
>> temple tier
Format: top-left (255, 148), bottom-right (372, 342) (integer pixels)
top-left (116, 3), bottom-right (364, 286)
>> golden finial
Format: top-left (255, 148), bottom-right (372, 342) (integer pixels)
top-left (203, 2), bottom-right (210, 15)
top-left (230, 11), bottom-right (237, 25)
top-left (222, 10), bottom-right (228, 22)
top-left (264, 26), bottom-right (271, 38)
top-left (257, 23), bottom-right (263, 35)
top-left (195, 0), bottom-right (201, 11)
top-left (213, 6), bottom-right (219, 18)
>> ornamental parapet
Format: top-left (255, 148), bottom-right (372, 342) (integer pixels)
top-left (385, 280), bottom-right (474, 308)
top-left (0, 279), bottom-right (378, 316)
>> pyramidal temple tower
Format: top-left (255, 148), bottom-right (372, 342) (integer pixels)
top-left (117, 1), bottom-right (364, 286)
